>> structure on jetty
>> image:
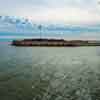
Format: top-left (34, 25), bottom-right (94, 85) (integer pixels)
top-left (11, 38), bottom-right (100, 47)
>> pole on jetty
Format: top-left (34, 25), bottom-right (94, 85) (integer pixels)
top-left (38, 25), bottom-right (42, 39)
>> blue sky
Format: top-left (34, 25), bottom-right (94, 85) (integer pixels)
top-left (0, 0), bottom-right (100, 24)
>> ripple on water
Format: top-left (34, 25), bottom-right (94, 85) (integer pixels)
top-left (0, 46), bottom-right (100, 100)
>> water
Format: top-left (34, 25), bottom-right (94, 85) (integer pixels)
top-left (0, 43), bottom-right (100, 100)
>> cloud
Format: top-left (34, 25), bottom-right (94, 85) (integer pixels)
top-left (0, 0), bottom-right (100, 24)
top-left (25, 7), bottom-right (100, 24)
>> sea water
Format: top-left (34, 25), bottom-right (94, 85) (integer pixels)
top-left (0, 43), bottom-right (100, 100)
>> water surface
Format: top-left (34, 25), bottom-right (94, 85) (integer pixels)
top-left (0, 43), bottom-right (100, 100)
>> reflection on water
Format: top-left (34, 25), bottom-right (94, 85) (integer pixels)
top-left (0, 44), bottom-right (32, 100)
top-left (0, 44), bottom-right (100, 100)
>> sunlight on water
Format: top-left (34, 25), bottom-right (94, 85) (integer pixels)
top-left (31, 47), bottom-right (100, 100)
top-left (0, 44), bottom-right (100, 100)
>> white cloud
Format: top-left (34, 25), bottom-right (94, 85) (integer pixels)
top-left (25, 7), bottom-right (100, 24)
top-left (0, 0), bottom-right (100, 24)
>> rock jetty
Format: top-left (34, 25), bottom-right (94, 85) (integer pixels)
top-left (11, 39), bottom-right (100, 47)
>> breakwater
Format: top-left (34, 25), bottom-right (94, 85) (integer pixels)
top-left (11, 38), bottom-right (100, 47)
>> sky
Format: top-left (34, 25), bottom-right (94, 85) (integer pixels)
top-left (0, 0), bottom-right (100, 40)
top-left (0, 0), bottom-right (100, 24)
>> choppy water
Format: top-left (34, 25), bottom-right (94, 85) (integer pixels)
top-left (0, 43), bottom-right (100, 100)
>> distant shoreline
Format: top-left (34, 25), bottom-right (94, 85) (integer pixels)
top-left (11, 38), bottom-right (100, 47)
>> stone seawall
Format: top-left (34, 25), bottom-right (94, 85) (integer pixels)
top-left (11, 39), bottom-right (100, 47)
